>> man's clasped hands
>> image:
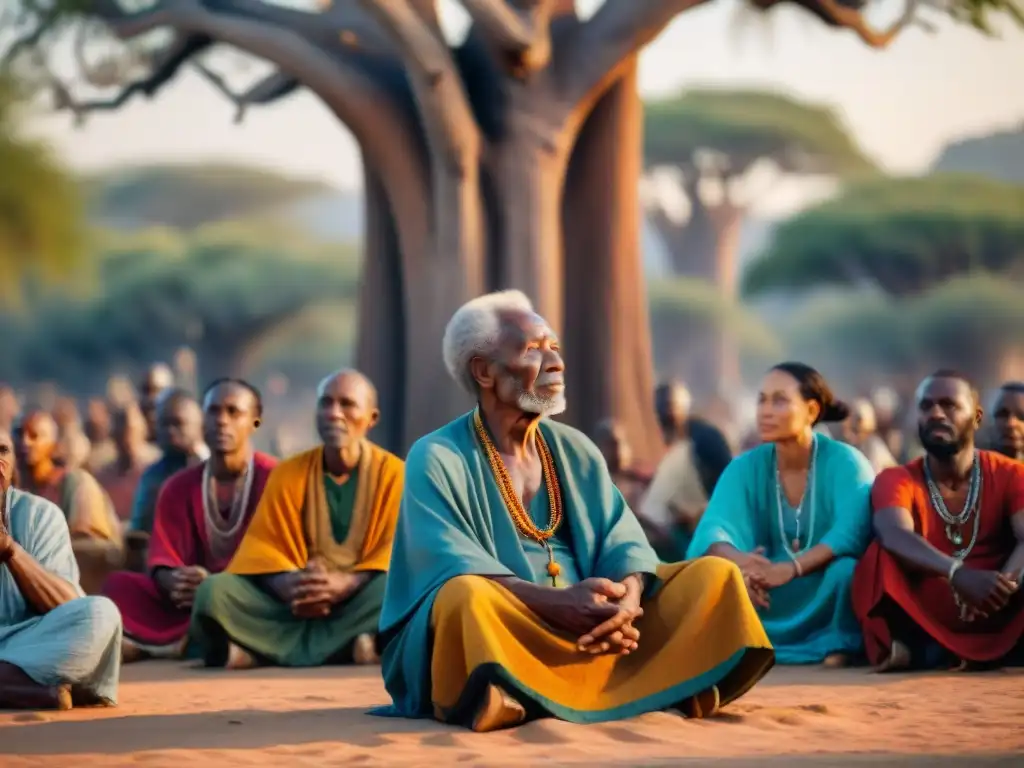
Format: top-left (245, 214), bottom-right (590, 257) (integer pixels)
top-left (530, 574), bottom-right (647, 656)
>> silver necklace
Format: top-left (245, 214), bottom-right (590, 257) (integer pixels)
top-left (774, 434), bottom-right (818, 559)
top-left (201, 454), bottom-right (254, 562)
top-left (923, 453), bottom-right (981, 548)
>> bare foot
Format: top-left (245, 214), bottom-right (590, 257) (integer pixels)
top-left (470, 684), bottom-right (527, 733)
top-left (876, 640), bottom-right (911, 673)
top-left (822, 652), bottom-right (849, 669)
top-left (121, 639), bottom-right (147, 664)
top-left (352, 633), bottom-right (380, 665)
top-left (677, 684), bottom-right (721, 719)
top-left (224, 642), bottom-right (260, 671)
top-left (55, 684), bottom-right (73, 711)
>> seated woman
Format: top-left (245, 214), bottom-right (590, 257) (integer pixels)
top-left (687, 362), bottom-right (875, 666)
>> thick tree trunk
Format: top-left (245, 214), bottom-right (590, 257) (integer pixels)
top-left (490, 140), bottom-right (569, 333)
top-left (357, 164), bottom-right (406, 452)
top-left (562, 60), bottom-right (663, 468)
top-left (398, 164), bottom-right (484, 451)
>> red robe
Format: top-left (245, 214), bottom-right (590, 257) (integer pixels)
top-left (852, 451), bottom-right (1024, 664)
top-left (103, 452), bottom-right (277, 647)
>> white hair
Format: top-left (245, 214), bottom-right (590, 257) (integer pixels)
top-left (443, 290), bottom-right (535, 394)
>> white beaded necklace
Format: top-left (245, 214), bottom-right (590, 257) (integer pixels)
top-left (201, 454), bottom-right (254, 562)
top-left (774, 434), bottom-right (818, 560)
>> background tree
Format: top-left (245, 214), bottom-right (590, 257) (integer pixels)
top-left (643, 88), bottom-right (874, 288)
top-left (2, 229), bottom-right (361, 391)
top-left (0, 76), bottom-right (86, 302)
top-left (3, 0), bottom-right (1019, 456)
top-left (87, 162), bottom-right (333, 230)
top-left (743, 173), bottom-right (1024, 298)
top-left (648, 276), bottom-right (781, 384)
top-left (782, 274), bottom-right (1024, 391)
top-left (931, 124), bottom-right (1024, 184)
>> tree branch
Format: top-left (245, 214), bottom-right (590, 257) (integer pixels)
top-left (51, 32), bottom-right (212, 125)
top-left (191, 63), bottom-right (298, 123)
top-left (358, 0), bottom-right (480, 171)
top-left (460, 0), bottom-right (555, 76)
top-left (799, 0), bottom-right (923, 48)
top-left (560, 0), bottom-right (710, 105)
top-left (1, 12), bottom-right (58, 69)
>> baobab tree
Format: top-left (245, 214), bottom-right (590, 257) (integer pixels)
top-left (2, 0), bottom-right (1016, 457)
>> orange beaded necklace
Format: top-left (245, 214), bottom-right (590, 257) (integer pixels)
top-left (473, 408), bottom-right (564, 587)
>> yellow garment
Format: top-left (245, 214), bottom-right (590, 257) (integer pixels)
top-left (65, 469), bottom-right (120, 544)
top-left (430, 557), bottom-right (774, 723)
top-left (228, 442), bottom-right (404, 575)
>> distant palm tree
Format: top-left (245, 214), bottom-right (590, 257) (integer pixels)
top-left (0, 76), bottom-right (86, 304)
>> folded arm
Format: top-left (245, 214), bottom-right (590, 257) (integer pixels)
top-left (874, 506), bottom-right (955, 578)
top-left (1001, 510), bottom-right (1024, 582)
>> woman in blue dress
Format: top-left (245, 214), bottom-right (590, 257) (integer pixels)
top-left (687, 362), bottom-right (875, 666)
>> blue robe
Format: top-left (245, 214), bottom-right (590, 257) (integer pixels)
top-left (376, 413), bottom-right (663, 718)
top-left (686, 434), bottom-right (874, 664)
top-left (0, 488), bottom-right (122, 704)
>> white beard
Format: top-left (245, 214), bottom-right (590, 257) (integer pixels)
top-left (516, 388), bottom-right (567, 417)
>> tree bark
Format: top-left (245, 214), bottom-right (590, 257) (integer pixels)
top-left (489, 138), bottom-right (569, 333)
top-left (357, 164), bottom-right (406, 452)
top-left (562, 60), bottom-right (663, 468)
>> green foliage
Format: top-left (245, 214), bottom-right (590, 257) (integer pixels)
top-left (1, 228), bottom-right (362, 390)
top-left (85, 163), bottom-right (334, 230)
top-left (782, 275), bottom-right (1024, 384)
top-left (643, 89), bottom-right (875, 174)
top-left (932, 126), bottom-right (1024, 184)
top-left (944, 0), bottom-right (1024, 33)
top-left (0, 77), bottom-right (87, 302)
top-left (647, 276), bottom-right (783, 373)
top-left (743, 174), bottom-right (1024, 297)
top-left (84, 162), bottom-right (330, 226)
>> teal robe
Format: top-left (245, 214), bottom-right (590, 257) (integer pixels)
top-left (686, 434), bottom-right (874, 663)
top-left (0, 488), bottom-right (122, 704)
top-left (375, 412), bottom-right (660, 718)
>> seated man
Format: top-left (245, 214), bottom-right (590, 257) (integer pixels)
top-left (190, 369), bottom-right (404, 669)
top-left (377, 291), bottom-right (773, 733)
top-left (0, 428), bottom-right (122, 710)
top-left (104, 379), bottom-right (276, 662)
top-left (991, 382), bottom-right (1024, 463)
top-left (13, 409), bottom-right (122, 594)
top-left (852, 371), bottom-right (1024, 671)
top-left (127, 389), bottom-right (207, 538)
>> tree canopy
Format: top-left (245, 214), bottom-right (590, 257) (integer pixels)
top-left (0, 77), bottom-right (86, 301)
top-left (1, 228), bottom-right (361, 391)
top-left (86, 163), bottom-right (334, 230)
top-left (643, 88), bottom-right (874, 175)
top-left (782, 274), bottom-right (1024, 386)
top-left (742, 173), bottom-right (1024, 297)
top-left (932, 125), bottom-right (1024, 184)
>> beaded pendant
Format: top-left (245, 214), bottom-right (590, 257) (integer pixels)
top-left (474, 409), bottom-right (565, 588)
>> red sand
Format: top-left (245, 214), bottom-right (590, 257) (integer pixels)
top-left (1, 663), bottom-right (1022, 766)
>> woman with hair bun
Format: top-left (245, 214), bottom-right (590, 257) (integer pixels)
top-left (687, 362), bottom-right (875, 666)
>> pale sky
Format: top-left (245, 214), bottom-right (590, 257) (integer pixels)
top-left (27, 0), bottom-right (1024, 215)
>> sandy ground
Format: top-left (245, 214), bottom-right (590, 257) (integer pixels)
top-left (1, 663), bottom-right (1022, 767)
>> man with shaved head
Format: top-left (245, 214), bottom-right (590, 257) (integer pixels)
top-left (0, 426), bottom-right (122, 710)
top-left (853, 370), bottom-right (1024, 672)
top-left (13, 410), bottom-right (122, 594)
top-left (190, 369), bottom-right (404, 670)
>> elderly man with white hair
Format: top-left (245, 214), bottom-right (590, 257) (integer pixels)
top-left (375, 291), bottom-right (773, 732)
top-left (189, 370), bottom-right (404, 669)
